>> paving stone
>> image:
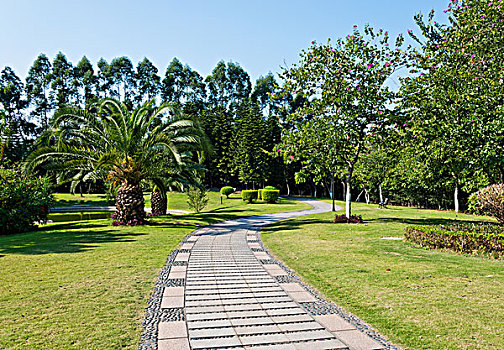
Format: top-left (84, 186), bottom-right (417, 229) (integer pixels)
top-left (287, 291), bottom-right (317, 303)
top-left (230, 317), bottom-right (275, 326)
top-left (239, 332), bottom-right (290, 345)
top-left (161, 296), bottom-right (184, 308)
top-left (158, 321), bottom-right (187, 339)
top-left (170, 266), bottom-right (187, 273)
top-left (168, 271), bottom-right (186, 279)
top-left (294, 339), bottom-right (349, 350)
top-left (187, 319), bottom-right (232, 329)
top-left (285, 329), bottom-right (336, 342)
top-left (244, 344), bottom-right (296, 350)
top-left (186, 311), bottom-right (228, 321)
top-left (175, 252), bottom-right (190, 261)
top-left (280, 283), bottom-right (306, 293)
top-left (180, 243), bottom-right (194, 250)
top-left (332, 330), bottom-right (385, 350)
top-left (235, 324), bottom-right (282, 335)
top-left (158, 338), bottom-right (190, 350)
top-left (277, 321), bottom-right (324, 332)
top-left (189, 327), bottom-right (235, 338)
top-left (190, 336), bottom-right (242, 349)
top-left (314, 314), bottom-right (357, 332)
top-left (163, 286), bottom-right (184, 298)
top-left (265, 307), bottom-right (306, 317)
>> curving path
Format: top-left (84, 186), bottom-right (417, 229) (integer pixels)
top-left (139, 198), bottom-right (395, 350)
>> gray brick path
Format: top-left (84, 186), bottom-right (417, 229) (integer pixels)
top-left (157, 198), bottom-right (389, 350)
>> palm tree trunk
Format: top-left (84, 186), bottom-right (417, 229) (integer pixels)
top-left (116, 183), bottom-right (145, 223)
top-left (151, 189), bottom-right (167, 215)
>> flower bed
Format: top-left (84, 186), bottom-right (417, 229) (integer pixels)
top-left (405, 223), bottom-right (504, 258)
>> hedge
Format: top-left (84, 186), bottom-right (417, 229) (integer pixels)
top-left (241, 190), bottom-right (258, 203)
top-left (405, 224), bottom-right (504, 258)
top-left (262, 189), bottom-right (280, 203)
top-left (220, 186), bottom-right (234, 198)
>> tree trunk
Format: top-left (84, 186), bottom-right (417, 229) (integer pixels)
top-left (116, 183), bottom-right (145, 224)
top-left (454, 183), bottom-right (459, 213)
top-left (379, 185), bottom-right (383, 203)
top-left (345, 174), bottom-right (352, 217)
top-left (341, 181), bottom-right (346, 201)
top-left (151, 189), bottom-right (167, 215)
top-left (331, 173), bottom-right (336, 212)
top-left (364, 188), bottom-right (370, 204)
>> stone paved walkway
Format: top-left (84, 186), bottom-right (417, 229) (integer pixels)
top-left (148, 198), bottom-right (393, 350)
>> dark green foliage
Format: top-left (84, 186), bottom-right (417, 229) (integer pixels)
top-left (26, 53), bottom-right (53, 129)
top-left (241, 190), bottom-right (258, 203)
top-left (405, 224), bottom-right (504, 259)
top-left (186, 187), bottom-right (209, 213)
top-left (75, 56), bottom-right (96, 107)
top-left (220, 186), bottom-right (234, 198)
top-left (51, 52), bottom-right (76, 108)
top-left (467, 184), bottom-right (504, 223)
top-left (261, 189), bottom-right (279, 203)
top-left (234, 103), bottom-right (266, 185)
top-left (0, 167), bottom-right (53, 235)
top-left (136, 58), bottom-right (160, 104)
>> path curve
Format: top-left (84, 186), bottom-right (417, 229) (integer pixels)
top-left (139, 198), bottom-right (396, 350)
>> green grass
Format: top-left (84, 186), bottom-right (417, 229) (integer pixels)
top-left (262, 200), bottom-right (504, 350)
top-left (0, 196), bottom-right (309, 349)
top-left (52, 193), bottom-right (114, 207)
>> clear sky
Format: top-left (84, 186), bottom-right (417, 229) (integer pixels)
top-left (0, 0), bottom-right (449, 84)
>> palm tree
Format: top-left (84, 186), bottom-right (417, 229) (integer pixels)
top-left (26, 98), bottom-right (206, 224)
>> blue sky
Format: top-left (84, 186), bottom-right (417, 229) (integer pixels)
top-left (0, 0), bottom-right (448, 84)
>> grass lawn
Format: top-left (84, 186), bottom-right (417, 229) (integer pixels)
top-left (0, 195), bottom-right (310, 349)
top-left (262, 200), bottom-right (504, 350)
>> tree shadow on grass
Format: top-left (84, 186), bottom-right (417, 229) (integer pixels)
top-left (366, 217), bottom-right (488, 226)
top-left (0, 222), bottom-right (147, 256)
top-left (260, 218), bottom-right (330, 235)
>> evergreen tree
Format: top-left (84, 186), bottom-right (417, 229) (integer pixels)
top-left (96, 58), bottom-right (113, 98)
top-left (51, 52), bottom-right (77, 108)
top-left (108, 56), bottom-right (136, 103)
top-left (26, 54), bottom-right (53, 129)
top-left (75, 56), bottom-right (96, 108)
top-left (234, 102), bottom-right (266, 187)
top-left (136, 57), bottom-right (160, 104)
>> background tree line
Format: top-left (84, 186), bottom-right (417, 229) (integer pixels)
top-left (0, 54), bottom-right (298, 192)
top-left (2, 0), bottom-right (501, 213)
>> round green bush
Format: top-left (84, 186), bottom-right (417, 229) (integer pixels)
top-left (261, 189), bottom-right (280, 203)
top-left (0, 167), bottom-right (54, 235)
top-left (220, 186), bottom-right (234, 198)
top-left (241, 190), bottom-right (258, 203)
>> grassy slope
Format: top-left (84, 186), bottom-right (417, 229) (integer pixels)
top-left (0, 194), bottom-right (309, 349)
top-left (262, 200), bottom-right (504, 350)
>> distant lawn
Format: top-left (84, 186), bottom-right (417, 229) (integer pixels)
top-left (262, 200), bottom-right (504, 350)
top-left (0, 197), bottom-right (309, 349)
top-left (53, 190), bottom-right (242, 211)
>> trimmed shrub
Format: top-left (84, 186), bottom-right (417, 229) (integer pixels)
top-left (264, 186), bottom-right (277, 190)
top-left (220, 186), bottom-right (234, 198)
top-left (333, 214), bottom-right (363, 224)
top-left (468, 184), bottom-right (504, 223)
top-left (405, 223), bottom-right (504, 258)
top-left (242, 190), bottom-right (258, 203)
top-left (262, 189), bottom-right (280, 203)
top-left (0, 167), bottom-right (53, 235)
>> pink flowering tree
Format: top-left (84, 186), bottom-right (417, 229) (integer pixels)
top-left (278, 25), bottom-right (408, 216)
top-left (400, 0), bottom-right (504, 212)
